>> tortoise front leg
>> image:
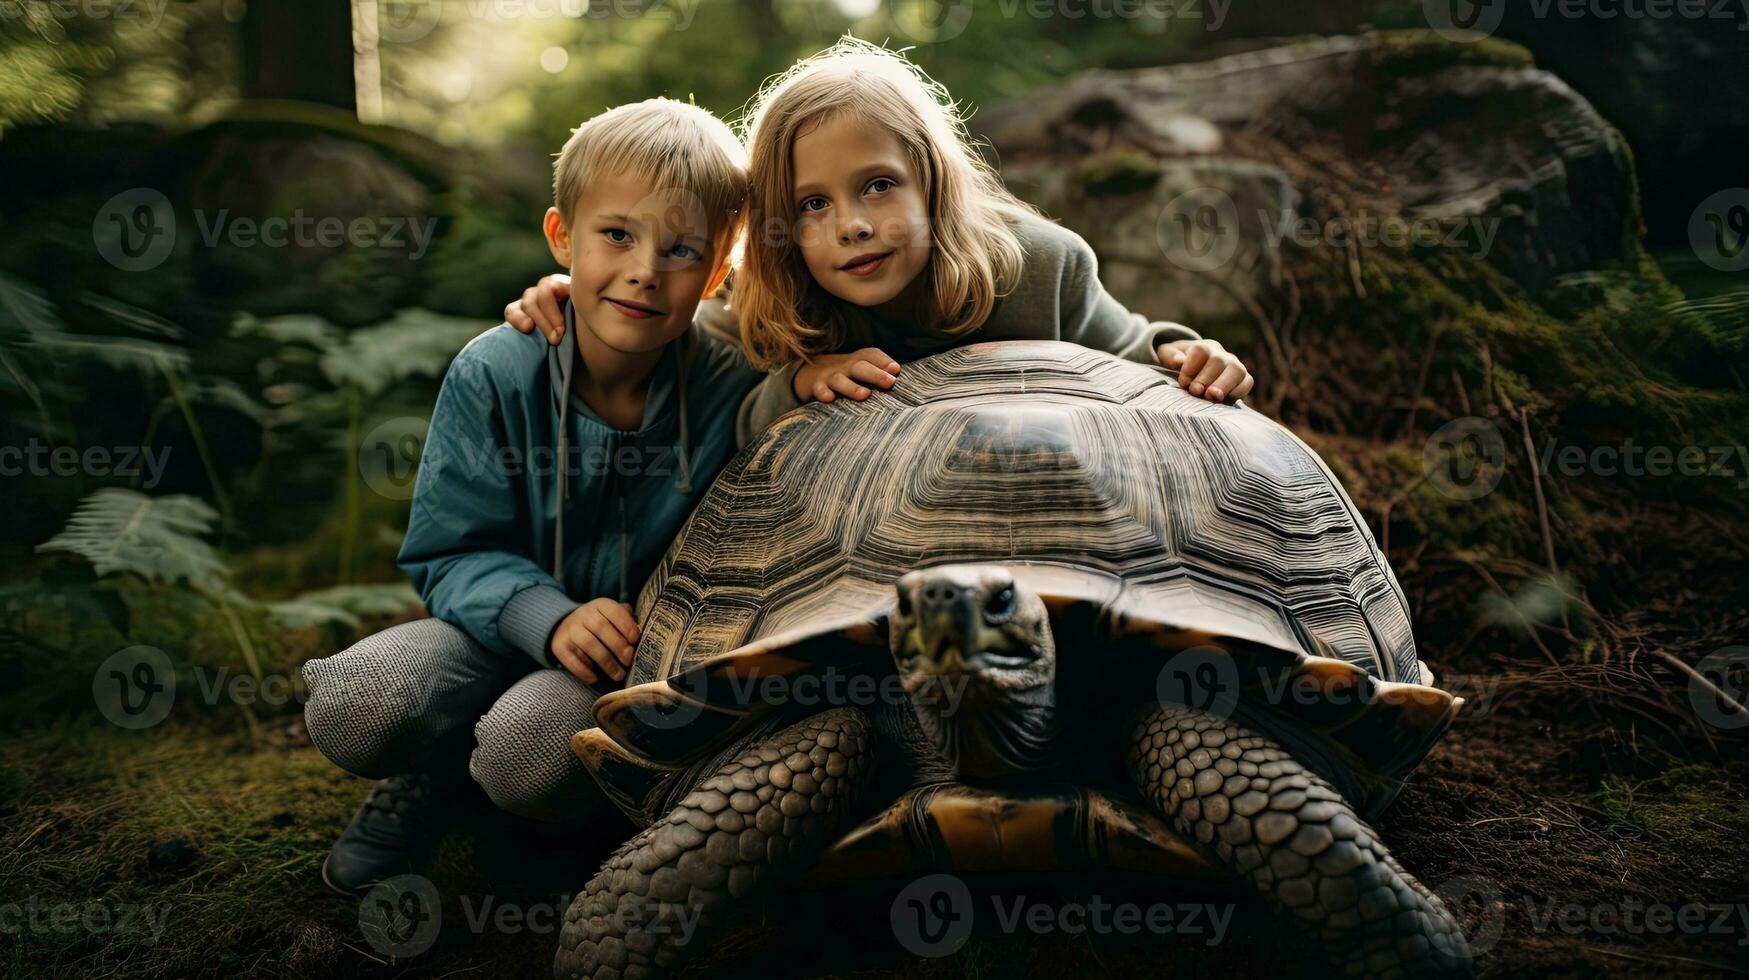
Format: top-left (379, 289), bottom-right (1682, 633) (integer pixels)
top-left (1126, 704), bottom-right (1472, 978)
top-left (555, 707), bottom-right (875, 980)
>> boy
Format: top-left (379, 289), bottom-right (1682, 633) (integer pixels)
top-left (300, 98), bottom-right (760, 892)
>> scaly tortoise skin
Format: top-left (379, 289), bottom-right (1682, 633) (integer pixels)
top-left (557, 341), bottom-right (1472, 978)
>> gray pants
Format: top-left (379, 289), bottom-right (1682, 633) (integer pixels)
top-left (302, 618), bottom-right (605, 822)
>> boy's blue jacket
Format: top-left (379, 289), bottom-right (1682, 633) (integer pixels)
top-left (398, 302), bottom-right (761, 665)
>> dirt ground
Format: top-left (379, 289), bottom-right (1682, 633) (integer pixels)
top-left (4, 630), bottom-right (1746, 978)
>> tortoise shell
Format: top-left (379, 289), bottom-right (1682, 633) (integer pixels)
top-left (585, 342), bottom-right (1457, 816)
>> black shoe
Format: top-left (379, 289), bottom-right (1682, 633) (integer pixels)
top-left (321, 773), bottom-right (457, 895)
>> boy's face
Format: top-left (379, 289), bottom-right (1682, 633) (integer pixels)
top-left (544, 170), bottom-right (731, 356)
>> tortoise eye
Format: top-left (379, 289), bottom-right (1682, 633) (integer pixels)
top-left (985, 586), bottom-right (1015, 619)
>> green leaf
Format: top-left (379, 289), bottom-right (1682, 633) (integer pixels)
top-left (26, 333), bottom-right (190, 377)
top-left (36, 489), bottom-right (239, 601)
top-left (265, 582), bottom-right (421, 630)
top-left (318, 309), bottom-right (489, 398)
top-left (0, 274), bottom-right (66, 342)
top-left (231, 312), bottom-right (343, 350)
top-left (79, 292), bottom-right (185, 340)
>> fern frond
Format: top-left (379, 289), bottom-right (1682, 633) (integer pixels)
top-left (36, 489), bottom-right (238, 600)
top-left (319, 309), bottom-right (488, 398)
top-left (0, 274), bottom-right (66, 342)
top-left (231, 312), bottom-right (343, 350)
top-left (265, 582), bottom-right (421, 630)
top-left (79, 293), bottom-right (185, 340)
top-left (26, 334), bottom-right (191, 377)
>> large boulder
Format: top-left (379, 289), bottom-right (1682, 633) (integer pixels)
top-left (979, 31), bottom-right (1638, 334)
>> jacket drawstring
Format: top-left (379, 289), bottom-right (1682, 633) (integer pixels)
top-left (674, 330), bottom-right (693, 494)
top-left (552, 304), bottom-right (577, 581)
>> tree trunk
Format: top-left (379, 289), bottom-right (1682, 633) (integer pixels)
top-left (241, 0), bottom-right (356, 111)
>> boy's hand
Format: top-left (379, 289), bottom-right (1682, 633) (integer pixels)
top-left (1157, 339), bottom-right (1254, 403)
top-left (550, 597), bottom-right (639, 684)
top-left (793, 347), bottom-right (902, 403)
top-left (505, 274), bottom-right (572, 346)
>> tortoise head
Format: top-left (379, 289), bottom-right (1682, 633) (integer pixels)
top-left (890, 565), bottom-right (1059, 779)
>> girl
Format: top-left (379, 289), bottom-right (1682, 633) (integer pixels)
top-left (506, 38), bottom-right (1252, 442)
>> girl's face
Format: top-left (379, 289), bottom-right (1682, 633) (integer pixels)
top-left (789, 112), bottom-right (931, 312)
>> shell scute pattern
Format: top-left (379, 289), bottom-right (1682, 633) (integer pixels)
top-left (632, 342), bottom-right (1417, 687)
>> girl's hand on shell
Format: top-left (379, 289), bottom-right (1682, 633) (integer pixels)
top-left (505, 274), bottom-right (572, 346)
top-left (793, 347), bottom-right (902, 403)
top-left (1158, 339), bottom-right (1254, 403)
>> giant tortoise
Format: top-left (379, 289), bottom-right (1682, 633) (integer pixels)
top-left (555, 341), bottom-right (1470, 978)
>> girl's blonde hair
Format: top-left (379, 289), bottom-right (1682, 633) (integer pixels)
top-left (734, 37), bottom-right (1037, 370)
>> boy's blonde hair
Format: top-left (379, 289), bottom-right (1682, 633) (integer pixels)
top-left (734, 38), bottom-right (1037, 370)
top-left (553, 98), bottom-right (749, 254)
